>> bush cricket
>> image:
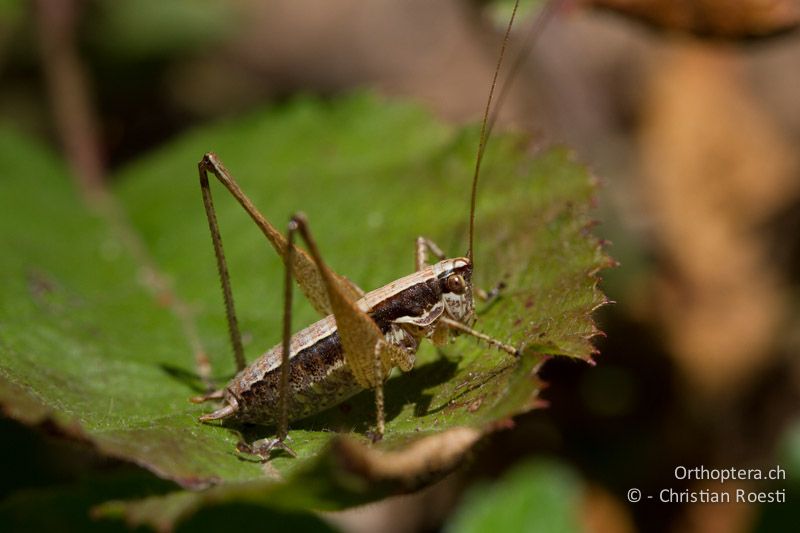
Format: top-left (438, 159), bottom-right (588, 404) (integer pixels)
top-left (192, 0), bottom-right (553, 458)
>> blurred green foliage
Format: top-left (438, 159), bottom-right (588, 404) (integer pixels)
top-left (87, 0), bottom-right (236, 60)
top-left (446, 459), bottom-right (582, 533)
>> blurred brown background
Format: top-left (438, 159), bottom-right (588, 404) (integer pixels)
top-left (2, 0), bottom-right (800, 531)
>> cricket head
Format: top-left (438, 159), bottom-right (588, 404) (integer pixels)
top-left (434, 257), bottom-right (475, 327)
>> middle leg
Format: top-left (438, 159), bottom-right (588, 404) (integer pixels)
top-left (415, 236), bottom-right (446, 271)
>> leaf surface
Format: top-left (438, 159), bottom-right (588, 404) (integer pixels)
top-left (0, 94), bottom-right (611, 527)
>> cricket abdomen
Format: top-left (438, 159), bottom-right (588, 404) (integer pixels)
top-left (232, 330), bottom-right (364, 424)
top-left (201, 264), bottom-right (455, 426)
top-left (205, 313), bottom-right (363, 425)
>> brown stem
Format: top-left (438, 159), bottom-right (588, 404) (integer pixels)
top-left (33, 0), bottom-right (105, 199)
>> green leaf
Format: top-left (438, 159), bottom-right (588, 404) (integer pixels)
top-left (446, 459), bottom-right (584, 533)
top-left (754, 418), bottom-right (800, 532)
top-left (0, 93), bottom-right (610, 529)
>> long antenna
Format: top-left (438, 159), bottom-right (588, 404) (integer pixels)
top-left (467, 0), bottom-right (561, 264)
top-left (468, 0), bottom-right (519, 264)
top-left (485, 0), bottom-right (562, 144)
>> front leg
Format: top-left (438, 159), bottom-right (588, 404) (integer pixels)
top-left (441, 317), bottom-right (519, 357)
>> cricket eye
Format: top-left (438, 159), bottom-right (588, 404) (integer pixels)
top-left (445, 274), bottom-right (466, 294)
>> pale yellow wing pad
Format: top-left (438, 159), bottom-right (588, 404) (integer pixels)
top-left (289, 252), bottom-right (364, 317)
top-left (293, 214), bottom-right (406, 388)
top-left (331, 297), bottom-right (393, 388)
